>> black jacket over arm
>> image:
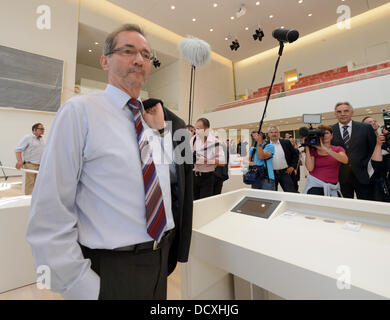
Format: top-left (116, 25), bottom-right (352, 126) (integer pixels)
top-left (279, 138), bottom-right (299, 169)
top-left (163, 107), bottom-right (193, 275)
top-left (331, 121), bottom-right (377, 184)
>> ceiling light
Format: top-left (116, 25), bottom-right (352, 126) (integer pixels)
top-left (308, 13), bottom-right (312, 16)
top-left (171, 5), bottom-right (175, 10)
top-left (245, 27), bottom-right (249, 30)
top-left (256, 1), bottom-right (260, 5)
top-left (298, 0), bottom-right (303, 3)
top-left (225, 37), bottom-right (228, 41)
top-left (253, 28), bottom-right (265, 41)
top-left (281, 26), bottom-right (285, 29)
top-left (210, 28), bottom-right (214, 32)
top-left (192, 18), bottom-right (196, 22)
top-left (88, 49), bottom-right (92, 53)
top-left (230, 16), bottom-right (235, 20)
top-left (269, 14), bottom-right (274, 19)
top-left (230, 39), bottom-right (240, 51)
top-left (287, 76), bottom-right (298, 82)
top-left (94, 42), bottom-right (99, 45)
top-left (213, 3), bottom-right (218, 7)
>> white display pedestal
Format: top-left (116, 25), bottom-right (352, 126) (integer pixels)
top-left (181, 189), bottom-right (390, 300)
top-left (0, 196), bottom-right (36, 293)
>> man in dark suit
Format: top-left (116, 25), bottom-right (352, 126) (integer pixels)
top-left (26, 24), bottom-right (193, 300)
top-left (268, 126), bottom-right (298, 192)
top-left (331, 102), bottom-right (376, 200)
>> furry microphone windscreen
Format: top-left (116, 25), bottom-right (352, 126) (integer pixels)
top-left (179, 36), bottom-right (211, 67)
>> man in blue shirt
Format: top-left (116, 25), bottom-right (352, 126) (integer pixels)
top-left (249, 132), bottom-right (275, 190)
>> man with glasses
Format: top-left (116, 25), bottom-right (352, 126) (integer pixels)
top-left (15, 123), bottom-right (45, 195)
top-left (27, 24), bottom-right (193, 300)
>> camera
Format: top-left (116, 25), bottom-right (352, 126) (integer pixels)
top-left (299, 127), bottom-right (325, 148)
top-left (383, 109), bottom-right (390, 143)
top-left (299, 114), bottom-right (325, 149)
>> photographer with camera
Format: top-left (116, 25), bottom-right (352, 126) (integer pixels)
top-left (303, 125), bottom-right (348, 197)
top-left (368, 110), bottom-right (390, 202)
top-left (248, 131), bottom-right (275, 190)
top-left (370, 132), bottom-right (390, 202)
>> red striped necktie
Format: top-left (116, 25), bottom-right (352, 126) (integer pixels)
top-left (128, 98), bottom-right (167, 242)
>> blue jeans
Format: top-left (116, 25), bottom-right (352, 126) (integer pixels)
top-left (251, 178), bottom-right (275, 191)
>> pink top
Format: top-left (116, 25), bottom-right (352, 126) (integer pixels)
top-left (309, 146), bottom-right (345, 184)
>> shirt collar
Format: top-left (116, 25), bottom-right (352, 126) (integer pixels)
top-left (105, 84), bottom-right (143, 111)
top-left (339, 120), bottom-right (352, 129)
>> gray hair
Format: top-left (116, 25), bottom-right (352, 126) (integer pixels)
top-left (334, 102), bottom-right (353, 111)
top-left (267, 126), bottom-right (279, 132)
top-left (103, 24), bottom-right (145, 56)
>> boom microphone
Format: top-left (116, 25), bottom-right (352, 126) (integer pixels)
top-left (179, 36), bottom-right (211, 67)
top-left (272, 28), bottom-right (299, 43)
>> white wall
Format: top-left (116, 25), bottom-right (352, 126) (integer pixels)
top-left (0, 0), bottom-right (78, 175)
top-left (0, 0), bottom-right (79, 103)
top-left (234, 3), bottom-right (390, 97)
top-left (146, 61), bottom-right (183, 117)
top-left (202, 74), bottom-right (390, 129)
top-left (187, 55), bottom-right (235, 122)
top-left (76, 64), bottom-right (107, 85)
top-left (146, 58), bottom-right (235, 123)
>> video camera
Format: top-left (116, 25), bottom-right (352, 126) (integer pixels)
top-left (383, 109), bottom-right (390, 143)
top-left (299, 114), bottom-right (325, 149)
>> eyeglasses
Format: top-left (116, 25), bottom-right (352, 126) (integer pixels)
top-left (106, 45), bottom-right (154, 62)
top-left (37, 127), bottom-right (45, 130)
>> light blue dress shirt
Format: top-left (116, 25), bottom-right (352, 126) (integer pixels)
top-left (15, 133), bottom-right (45, 164)
top-left (26, 85), bottom-right (175, 300)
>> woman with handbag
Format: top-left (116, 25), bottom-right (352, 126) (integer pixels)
top-left (248, 132), bottom-right (275, 190)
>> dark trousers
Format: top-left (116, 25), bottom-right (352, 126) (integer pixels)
top-left (274, 169), bottom-right (296, 193)
top-left (80, 231), bottom-right (174, 300)
top-left (291, 167), bottom-right (300, 193)
top-left (193, 172), bottom-right (215, 200)
top-left (339, 166), bottom-right (374, 200)
top-left (213, 176), bottom-right (224, 195)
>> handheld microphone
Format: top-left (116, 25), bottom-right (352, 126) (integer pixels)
top-left (272, 28), bottom-right (299, 43)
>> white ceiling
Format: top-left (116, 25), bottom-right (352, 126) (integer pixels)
top-left (107, 0), bottom-right (389, 62)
